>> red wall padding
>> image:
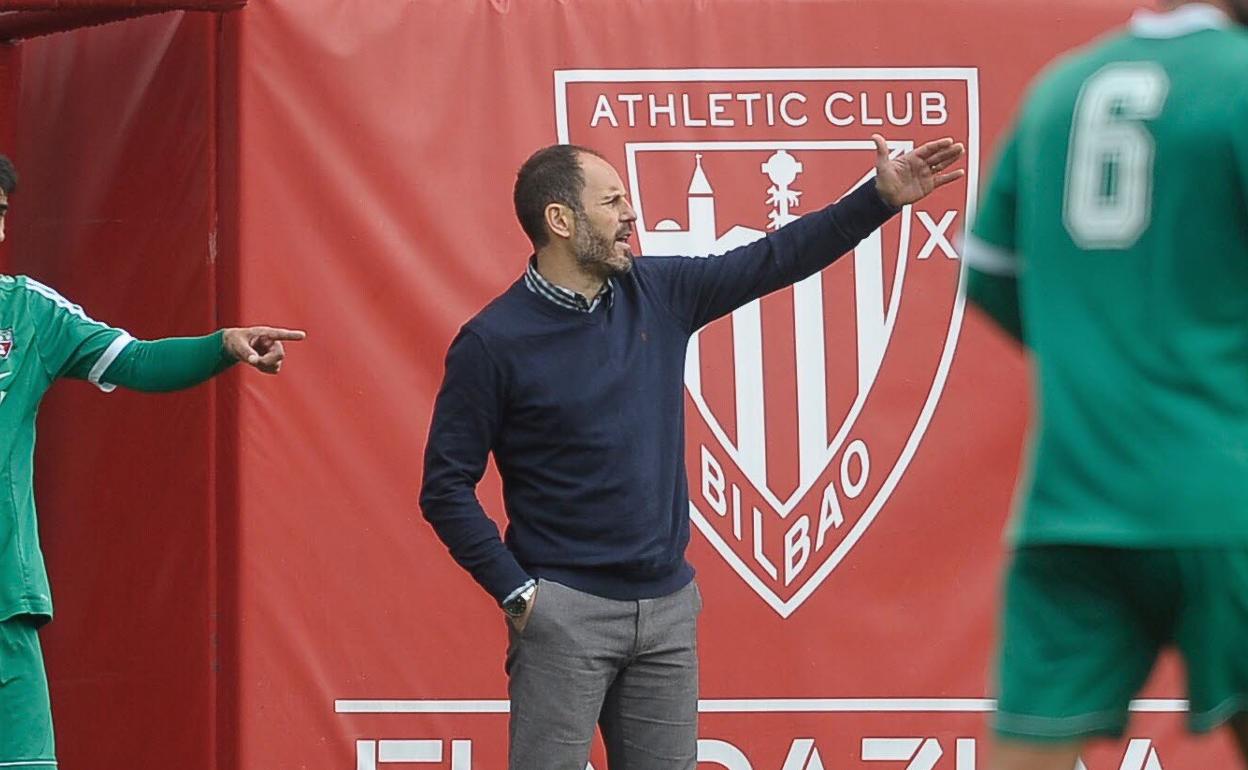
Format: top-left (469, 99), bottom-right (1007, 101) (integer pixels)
top-left (14, 12), bottom-right (226, 770)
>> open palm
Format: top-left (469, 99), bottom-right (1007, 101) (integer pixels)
top-left (873, 134), bottom-right (966, 208)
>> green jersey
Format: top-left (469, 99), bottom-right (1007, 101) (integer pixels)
top-left (965, 5), bottom-right (1248, 547)
top-left (0, 274), bottom-right (131, 622)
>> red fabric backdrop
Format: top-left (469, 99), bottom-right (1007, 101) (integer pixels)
top-left (13, 12), bottom-right (227, 770)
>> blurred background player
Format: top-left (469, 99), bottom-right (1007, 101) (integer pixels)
top-left (963, 1), bottom-right (1248, 768)
top-left (0, 154), bottom-right (306, 770)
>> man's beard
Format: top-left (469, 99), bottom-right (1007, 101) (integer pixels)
top-left (573, 210), bottom-right (633, 279)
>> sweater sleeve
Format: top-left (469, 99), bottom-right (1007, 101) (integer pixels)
top-left (419, 328), bottom-right (530, 604)
top-left (78, 331), bottom-right (237, 392)
top-left (644, 178), bottom-right (898, 332)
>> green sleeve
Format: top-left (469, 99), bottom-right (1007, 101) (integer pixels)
top-left (87, 331), bottom-right (237, 392)
top-left (963, 126), bottom-right (1024, 343)
top-left (966, 267), bottom-right (1023, 343)
top-left (23, 277), bottom-right (130, 390)
top-left (968, 127), bottom-right (1021, 257)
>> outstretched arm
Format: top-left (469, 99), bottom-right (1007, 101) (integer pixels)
top-left (20, 277), bottom-right (305, 390)
top-left (648, 135), bottom-right (966, 331)
top-left (95, 326), bottom-right (306, 392)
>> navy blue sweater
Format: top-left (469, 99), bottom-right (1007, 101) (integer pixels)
top-left (420, 180), bottom-right (897, 603)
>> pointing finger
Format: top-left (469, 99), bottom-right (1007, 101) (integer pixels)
top-left (250, 327), bottom-right (306, 342)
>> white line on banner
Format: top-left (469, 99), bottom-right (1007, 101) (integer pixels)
top-left (334, 698), bottom-right (1190, 715)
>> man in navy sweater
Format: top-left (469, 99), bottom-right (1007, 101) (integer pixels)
top-left (420, 135), bottom-right (965, 769)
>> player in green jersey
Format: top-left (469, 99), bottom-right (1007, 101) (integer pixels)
top-left (964, 1), bottom-right (1248, 768)
top-left (0, 155), bottom-right (305, 769)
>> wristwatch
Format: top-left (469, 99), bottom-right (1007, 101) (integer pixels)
top-left (503, 582), bottom-right (537, 618)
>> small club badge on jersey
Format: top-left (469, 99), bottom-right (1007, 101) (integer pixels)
top-left (0, 328), bottom-right (12, 359)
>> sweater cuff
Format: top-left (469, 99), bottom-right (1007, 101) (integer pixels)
top-left (831, 178), bottom-right (901, 241)
top-left (481, 554), bottom-right (533, 606)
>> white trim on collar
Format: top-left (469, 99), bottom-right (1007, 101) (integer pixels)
top-left (1130, 3), bottom-right (1232, 39)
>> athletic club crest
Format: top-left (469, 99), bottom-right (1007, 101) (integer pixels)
top-left (555, 68), bottom-right (979, 616)
top-left (0, 328), bottom-right (12, 359)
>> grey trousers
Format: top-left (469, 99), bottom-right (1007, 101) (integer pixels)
top-left (506, 578), bottom-right (701, 770)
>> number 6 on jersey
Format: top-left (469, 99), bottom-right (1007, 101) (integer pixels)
top-left (1063, 63), bottom-right (1169, 249)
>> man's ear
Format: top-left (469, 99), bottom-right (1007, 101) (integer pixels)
top-left (545, 203), bottom-right (574, 241)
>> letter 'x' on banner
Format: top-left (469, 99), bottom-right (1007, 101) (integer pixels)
top-left (916, 210), bottom-right (959, 259)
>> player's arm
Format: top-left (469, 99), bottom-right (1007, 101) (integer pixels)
top-left (419, 328), bottom-right (531, 605)
top-left (23, 279), bottom-right (304, 391)
top-left (964, 253), bottom-right (1022, 343)
top-left (963, 129), bottom-right (1024, 344)
top-left (89, 326), bottom-right (306, 392)
top-left (105, 326), bottom-right (306, 392)
top-left (647, 135), bottom-right (965, 331)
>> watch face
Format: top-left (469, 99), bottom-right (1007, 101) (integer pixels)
top-left (504, 597), bottom-right (526, 616)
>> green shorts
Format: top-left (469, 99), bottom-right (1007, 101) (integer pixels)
top-left (995, 546), bottom-right (1248, 742)
top-left (0, 615), bottom-right (56, 768)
